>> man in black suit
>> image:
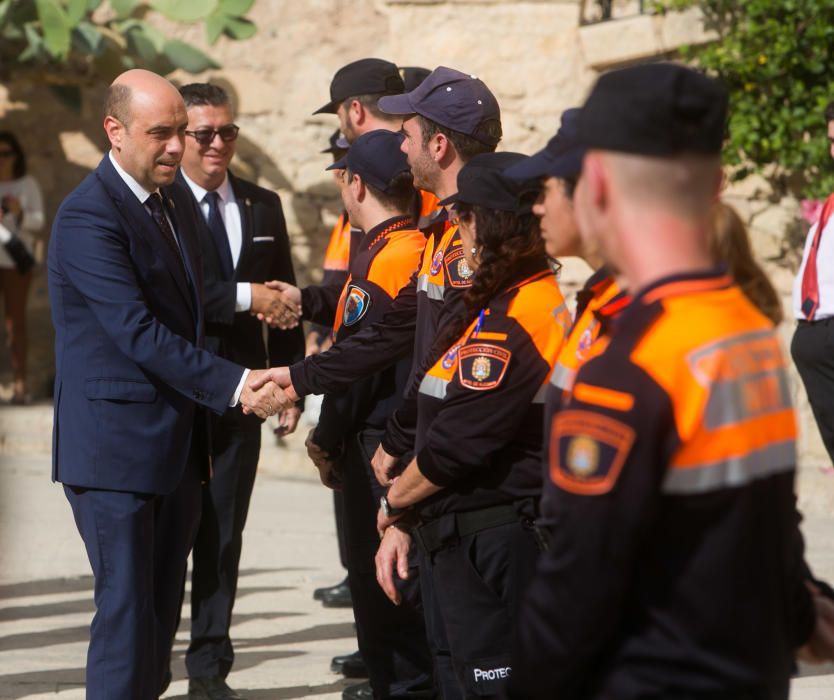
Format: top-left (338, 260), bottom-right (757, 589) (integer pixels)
top-left (176, 83), bottom-right (305, 700)
top-left (48, 69), bottom-right (289, 700)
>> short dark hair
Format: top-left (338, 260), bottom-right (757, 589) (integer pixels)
top-left (562, 175), bottom-right (578, 199)
top-left (417, 115), bottom-right (500, 162)
top-left (180, 83), bottom-right (232, 110)
top-left (104, 83), bottom-right (133, 129)
top-left (0, 132), bottom-right (25, 179)
top-left (348, 168), bottom-right (416, 213)
top-left (825, 101), bottom-right (834, 124)
top-left (341, 91), bottom-right (403, 120)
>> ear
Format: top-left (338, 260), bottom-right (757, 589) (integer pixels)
top-left (104, 115), bottom-right (124, 151)
top-left (432, 131), bottom-right (450, 162)
top-left (584, 153), bottom-right (608, 213)
top-left (349, 99), bottom-right (365, 126)
top-left (352, 172), bottom-right (366, 202)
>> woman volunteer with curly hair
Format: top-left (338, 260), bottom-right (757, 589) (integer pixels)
top-left (374, 151), bottom-right (570, 699)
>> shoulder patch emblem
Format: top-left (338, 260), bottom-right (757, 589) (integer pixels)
top-left (343, 284), bottom-right (371, 327)
top-left (549, 409), bottom-right (635, 495)
top-left (430, 249), bottom-right (444, 276)
top-left (576, 326), bottom-right (594, 360)
top-left (444, 246), bottom-right (474, 288)
top-left (442, 343), bottom-right (461, 370)
top-left (459, 343), bottom-right (511, 390)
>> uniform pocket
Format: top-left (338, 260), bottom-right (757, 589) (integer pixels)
top-left (84, 378), bottom-right (157, 403)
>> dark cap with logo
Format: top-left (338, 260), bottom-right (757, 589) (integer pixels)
top-left (321, 129), bottom-right (350, 155)
top-left (379, 66), bottom-right (502, 146)
top-left (577, 62), bottom-right (728, 156)
top-left (440, 152), bottom-right (534, 212)
top-left (314, 58), bottom-right (405, 115)
top-left (505, 108), bottom-right (585, 183)
top-left (326, 129), bottom-right (410, 193)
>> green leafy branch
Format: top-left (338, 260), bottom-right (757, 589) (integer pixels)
top-left (0, 0), bottom-right (257, 108)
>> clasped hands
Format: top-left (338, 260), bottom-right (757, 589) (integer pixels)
top-left (251, 280), bottom-right (302, 330)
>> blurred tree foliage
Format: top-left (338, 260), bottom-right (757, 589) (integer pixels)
top-left (656, 0), bottom-right (834, 198)
top-left (0, 0), bottom-right (257, 110)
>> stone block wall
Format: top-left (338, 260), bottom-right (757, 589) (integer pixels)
top-left (0, 0), bottom-right (830, 474)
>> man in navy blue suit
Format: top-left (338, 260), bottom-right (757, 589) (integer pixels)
top-left (47, 69), bottom-right (290, 699)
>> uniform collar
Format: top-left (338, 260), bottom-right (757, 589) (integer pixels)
top-left (359, 214), bottom-right (414, 249)
top-left (633, 266), bottom-right (732, 306)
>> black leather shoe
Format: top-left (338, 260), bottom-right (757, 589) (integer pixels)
top-left (320, 580), bottom-right (353, 608)
top-left (342, 680), bottom-right (373, 700)
top-left (188, 675), bottom-right (243, 700)
top-left (314, 577), bottom-right (352, 605)
top-left (331, 649), bottom-right (367, 677)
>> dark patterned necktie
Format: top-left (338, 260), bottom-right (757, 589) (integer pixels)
top-left (204, 190), bottom-right (235, 280)
top-left (146, 192), bottom-right (187, 281)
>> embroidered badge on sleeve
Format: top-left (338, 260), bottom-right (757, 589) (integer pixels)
top-left (459, 343), bottom-right (511, 390)
top-left (343, 285), bottom-right (371, 327)
top-left (549, 409), bottom-right (635, 495)
top-left (444, 246), bottom-right (475, 289)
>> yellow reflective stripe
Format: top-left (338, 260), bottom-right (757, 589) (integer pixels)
top-left (662, 440), bottom-right (795, 495)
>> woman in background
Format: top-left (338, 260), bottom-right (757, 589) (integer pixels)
top-left (0, 131), bottom-right (45, 404)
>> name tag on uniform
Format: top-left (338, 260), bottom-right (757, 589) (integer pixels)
top-left (252, 236), bottom-right (275, 243)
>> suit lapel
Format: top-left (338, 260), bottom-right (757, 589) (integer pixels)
top-left (96, 157), bottom-right (196, 319)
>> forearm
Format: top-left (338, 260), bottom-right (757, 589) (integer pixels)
top-left (386, 457), bottom-right (443, 509)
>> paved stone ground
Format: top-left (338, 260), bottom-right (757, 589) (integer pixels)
top-left (1, 404), bottom-right (834, 698)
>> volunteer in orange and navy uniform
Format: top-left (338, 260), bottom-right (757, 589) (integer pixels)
top-left (512, 63), bottom-right (824, 700)
top-left (375, 152), bottom-right (570, 700)
top-left (306, 130), bottom-right (434, 699)
top-left (285, 68), bottom-right (504, 454)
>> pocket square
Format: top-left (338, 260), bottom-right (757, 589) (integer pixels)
top-left (253, 236), bottom-right (275, 243)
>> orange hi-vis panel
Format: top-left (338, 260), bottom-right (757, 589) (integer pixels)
top-left (416, 224), bottom-right (466, 302)
top-left (550, 274), bottom-right (624, 393)
top-left (420, 270), bottom-right (568, 403)
top-left (332, 223), bottom-right (425, 339)
top-left (322, 211), bottom-right (351, 273)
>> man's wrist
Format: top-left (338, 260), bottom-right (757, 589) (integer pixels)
top-left (380, 493), bottom-right (407, 518)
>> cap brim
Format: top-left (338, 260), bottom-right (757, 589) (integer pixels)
top-left (505, 149), bottom-right (584, 182)
top-left (326, 155), bottom-right (348, 171)
top-left (313, 100), bottom-right (339, 115)
top-left (378, 93), bottom-right (417, 116)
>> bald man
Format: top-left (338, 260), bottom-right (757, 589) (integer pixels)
top-left (47, 70), bottom-right (288, 699)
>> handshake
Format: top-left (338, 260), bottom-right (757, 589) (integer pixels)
top-left (239, 366), bottom-right (299, 419)
top-left (250, 280), bottom-right (303, 330)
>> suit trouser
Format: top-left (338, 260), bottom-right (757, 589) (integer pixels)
top-left (334, 489), bottom-right (349, 570)
top-left (343, 429), bottom-right (433, 698)
top-left (186, 411), bottom-right (262, 679)
top-left (791, 318), bottom-right (834, 465)
top-left (64, 456), bottom-right (201, 700)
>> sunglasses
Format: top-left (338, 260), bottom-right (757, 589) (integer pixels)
top-left (185, 124), bottom-right (240, 145)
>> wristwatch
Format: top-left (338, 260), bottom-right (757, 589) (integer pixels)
top-left (380, 494), bottom-right (406, 518)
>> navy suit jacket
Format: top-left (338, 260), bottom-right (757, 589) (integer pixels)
top-left (48, 155), bottom-right (244, 495)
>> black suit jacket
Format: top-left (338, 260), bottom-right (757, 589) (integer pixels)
top-left (176, 170), bottom-right (305, 388)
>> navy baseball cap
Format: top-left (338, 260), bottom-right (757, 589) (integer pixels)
top-left (321, 129), bottom-right (350, 155)
top-left (314, 58), bottom-right (405, 115)
top-left (439, 152), bottom-right (533, 212)
top-left (505, 108), bottom-right (585, 182)
top-left (378, 66), bottom-right (502, 146)
top-left (326, 129), bottom-right (410, 193)
top-left (577, 62), bottom-right (727, 156)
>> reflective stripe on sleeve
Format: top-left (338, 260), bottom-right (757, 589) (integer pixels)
top-left (417, 273), bottom-right (445, 300)
top-left (662, 440), bottom-right (796, 495)
top-left (550, 362), bottom-right (575, 391)
top-left (419, 373), bottom-right (449, 400)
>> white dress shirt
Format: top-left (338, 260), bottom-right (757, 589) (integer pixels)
top-left (792, 212), bottom-right (834, 320)
top-left (109, 152), bottom-right (248, 405)
top-left (180, 170), bottom-right (252, 312)
top-left (0, 173), bottom-right (45, 269)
